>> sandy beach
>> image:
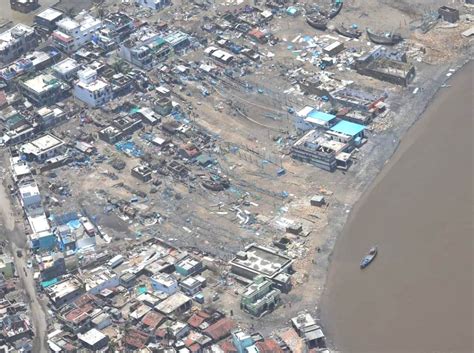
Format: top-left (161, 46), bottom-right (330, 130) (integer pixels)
top-left (321, 62), bottom-right (473, 352)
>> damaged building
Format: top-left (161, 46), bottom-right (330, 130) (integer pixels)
top-left (355, 46), bottom-right (415, 86)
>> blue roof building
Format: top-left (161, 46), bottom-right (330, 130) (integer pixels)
top-left (305, 110), bottom-right (337, 128)
top-left (329, 120), bottom-right (365, 142)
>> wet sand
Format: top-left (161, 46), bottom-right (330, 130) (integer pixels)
top-left (321, 62), bottom-right (473, 353)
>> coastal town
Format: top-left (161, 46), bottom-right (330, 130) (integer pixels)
top-left (0, 0), bottom-right (472, 352)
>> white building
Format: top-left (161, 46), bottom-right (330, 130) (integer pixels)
top-left (52, 11), bottom-right (102, 53)
top-left (78, 328), bottom-right (108, 351)
top-left (151, 273), bottom-right (178, 294)
top-left (19, 73), bottom-right (69, 107)
top-left (135, 0), bottom-right (170, 10)
top-left (18, 183), bottom-right (41, 209)
top-left (52, 57), bottom-right (81, 81)
top-left (83, 267), bottom-right (119, 295)
top-left (0, 24), bottom-right (37, 64)
top-left (45, 277), bottom-right (84, 307)
top-left (19, 134), bottom-right (64, 162)
top-left (73, 68), bottom-right (112, 107)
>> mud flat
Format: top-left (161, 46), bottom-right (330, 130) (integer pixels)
top-left (321, 62), bottom-right (473, 352)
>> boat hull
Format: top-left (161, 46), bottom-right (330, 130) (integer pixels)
top-left (360, 247), bottom-right (377, 269)
top-left (306, 16), bottom-right (328, 31)
top-left (366, 29), bottom-right (403, 45)
top-left (336, 26), bottom-right (362, 38)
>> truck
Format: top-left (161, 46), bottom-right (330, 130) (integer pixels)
top-left (107, 255), bottom-right (124, 269)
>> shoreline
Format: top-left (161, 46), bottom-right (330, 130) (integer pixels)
top-left (318, 56), bottom-right (472, 350)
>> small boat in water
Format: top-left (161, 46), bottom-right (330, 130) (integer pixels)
top-left (335, 24), bottom-right (362, 38)
top-left (366, 28), bottom-right (403, 45)
top-left (306, 14), bottom-right (328, 31)
top-left (360, 246), bottom-right (377, 269)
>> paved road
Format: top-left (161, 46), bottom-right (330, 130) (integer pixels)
top-left (0, 154), bottom-right (48, 353)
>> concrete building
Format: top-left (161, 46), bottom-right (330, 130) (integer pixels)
top-left (35, 106), bottom-right (66, 129)
top-left (230, 244), bottom-right (293, 284)
top-left (83, 267), bottom-right (119, 295)
top-left (73, 68), bottom-right (112, 107)
top-left (438, 6), bottom-right (459, 23)
top-left (119, 27), bottom-right (171, 70)
top-left (19, 73), bottom-right (69, 107)
top-left (175, 255), bottom-right (203, 276)
top-left (155, 292), bottom-right (192, 316)
top-left (163, 31), bottom-right (190, 52)
top-left (0, 49), bottom-right (60, 83)
top-left (355, 46), bottom-right (415, 86)
top-left (153, 97), bottom-right (173, 116)
top-left (52, 58), bottom-right (81, 81)
top-left (34, 8), bottom-right (64, 32)
top-left (135, 0), bottom-right (170, 11)
top-left (19, 134), bottom-right (64, 162)
top-left (131, 165), bottom-right (152, 182)
top-left (78, 328), bottom-right (108, 351)
top-left (45, 277), bottom-right (84, 307)
top-left (98, 115), bottom-right (142, 144)
top-left (10, 0), bottom-right (39, 13)
top-left (291, 130), bottom-right (349, 172)
top-left (240, 276), bottom-right (281, 317)
top-left (30, 230), bottom-right (56, 251)
top-left (18, 183), bottom-right (42, 210)
top-left (52, 12), bottom-right (102, 53)
top-left (179, 276), bottom-right (202, 296)
top-left (39, 253), bottom-right (66, 281)
top-left (0, 24), bottom-right (37, 64)
top-left (151, 273), bottom-right (178, 294)
top-left (326, 120), bottom-right (365, 144)
top-left (232, 330), bottom-right (257, 353)
top-left (102, 12), bottom-right (135, 42)
top-left (295, 107), bottom-right (337, 131)
top-left (291, 312), bottom-right (326, 348)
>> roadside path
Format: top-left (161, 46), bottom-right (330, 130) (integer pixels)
top-left (0, 153), bottom-right (48, 353)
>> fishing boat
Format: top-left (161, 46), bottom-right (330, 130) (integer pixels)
top-left (328, 0), bottom-right (343, 19)
top-left (335, 24), bottom-right (362, 38)
top-left (306, 14), bottom-right (328, 31)
top-left (366, 28), bottom-right (403, 45)
top-left (360, 246), bottom-right (377, 269)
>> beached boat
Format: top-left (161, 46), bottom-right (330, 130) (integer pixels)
top-left (366, 28), bottom-right (403, 45)
top-left (306, 15), bottom-right (328, 31)
top-left (360, 246), bottom-right (377, 269)
top-left (335, 24), bottom-right (362, 38)
top-left (328, 0), bottom-right (343, 19)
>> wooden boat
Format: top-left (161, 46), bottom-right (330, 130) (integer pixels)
top-left (306, 15), bottom-right (328, 31)
top-left (335, 24), bottom-right (362, 38)
top-left (360, 246), bottom-right (377, 269)
top-left (328, 0), bottom-right (343, 19)
top-left (366, 28), bottom-right (403, 45)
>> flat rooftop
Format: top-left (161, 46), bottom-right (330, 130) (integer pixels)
top-left (0, 24), bottom-right (34, 51)
top-left (20, 134), bottom-right (64, 155)
top-left (231, 244), bottom-right (292, 278)
top-left (22, 74), bottom-right (62, 94)
top-left (78, 328), bottom-right (106, 346)
top-left (36, 8), bottom-right (63, 22)
top-left (53, 58), bottom-right (79, 75)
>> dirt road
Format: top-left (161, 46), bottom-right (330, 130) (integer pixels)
top-left (0, 154), bottom-right (48, 353)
